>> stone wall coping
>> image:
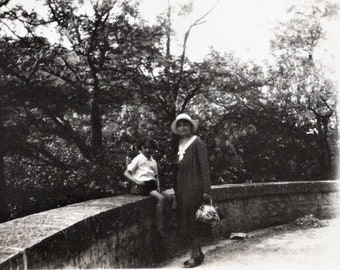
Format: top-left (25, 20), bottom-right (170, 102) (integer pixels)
top-left (0, 180), bottom-right (339, 268)
top-left (0, 194), bottom-right (154, 268)
top-left (211, 180), bottom-right (340, 201)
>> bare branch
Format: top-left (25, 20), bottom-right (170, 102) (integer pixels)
top-left (320, 96), bottom-right (333, 112)
top-left (0, 0), bottom-right (10, 8)
top-left (166, 0), bottom-right (171, 60)
top-left (0, 21), bottom-right (22, 39)
top-left (60, 56), bottom-right (85, 85)
top-left (175, 1), bottom-right (219, 97)
top-left (180, 81), bottom-right (202, 112)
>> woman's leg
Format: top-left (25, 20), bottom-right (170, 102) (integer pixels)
top-left (183, 237), bottom-right (204, 267)
top-left (149, 190), bottom-right (165, 230)
top-left (185, 193), bottom-right (204, 266)
top-left (191, 237), bottom-right (202, 259)
top-left (183, 237), bottom-right (203, 267)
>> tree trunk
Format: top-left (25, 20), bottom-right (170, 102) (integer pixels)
top-left (0, 151), bottom-right (9, 223)
top-left (169, 106), bottom-right (179, 187)
top-left (321, 116), bottom-right (332, 176)
top-left (0, 110), bottom-right (9, 222)
top-left (335, 96), bottom-right (339, 142)
top-left (315, 115), bottom-right (332, 178)
top-left (91, 85), bottom-right (103, 152)
top-left (166, 0), bottom-right (171, 60)
top-left (91, 102), bottom-right (102, 150)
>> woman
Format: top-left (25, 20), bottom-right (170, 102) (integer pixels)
top-left (171, 113), bottom-right (211, 268)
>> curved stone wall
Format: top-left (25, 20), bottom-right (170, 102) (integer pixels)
top-left (0, 181), bottom-right (339, 269)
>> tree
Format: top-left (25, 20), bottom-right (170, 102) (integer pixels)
top-left (0, 0), bottom-right (165, 218)
top-left (268, 0), bottom-right (338, 178)
top-left (114, 1), bottom-right (221, 183)
top-left (44, 0), bottom-right (163, 153)
top-left (115, 1), bottom-right (269, 186)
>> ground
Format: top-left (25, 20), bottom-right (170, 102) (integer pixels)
top-left (161, 218), bottom-right (340, 269)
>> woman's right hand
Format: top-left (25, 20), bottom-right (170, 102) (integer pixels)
top-left (203, 193), bottom-right (212, 204)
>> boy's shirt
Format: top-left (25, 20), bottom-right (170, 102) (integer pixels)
top-left (127, 153), bottom-right (158, 182)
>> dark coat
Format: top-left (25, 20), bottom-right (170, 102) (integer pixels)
top-left (174, 137), bottom-right (211, 238)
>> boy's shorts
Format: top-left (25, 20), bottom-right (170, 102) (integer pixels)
top-left (130, 180), bottom-right (157, 195)
top-left (143, 180), bottom-right (157, 194)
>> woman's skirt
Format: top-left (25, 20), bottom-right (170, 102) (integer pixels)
top-left (176, 190), bottom-right (211, 239)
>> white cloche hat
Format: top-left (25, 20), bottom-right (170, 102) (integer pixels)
top-left (171, 113), bottom-right (198, 135)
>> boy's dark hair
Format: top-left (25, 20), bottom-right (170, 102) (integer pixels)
top-left (137, 136), bottom-right (156, 150)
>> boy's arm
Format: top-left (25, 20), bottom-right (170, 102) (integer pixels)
top-left (124, 170), bottom-right (144, 185)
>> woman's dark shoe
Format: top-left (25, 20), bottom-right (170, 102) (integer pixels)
top-left (183, 259), bottom-right (191, 266)
top-left (197, 252), bottom-right (204, 263)
top-left (183, 253), bottom-right (204, 268)
top-left (184, 258), bottom-right (202, 268)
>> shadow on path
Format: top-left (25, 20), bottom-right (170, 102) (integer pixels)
top-left (161, 219), bottom-right (340, 269)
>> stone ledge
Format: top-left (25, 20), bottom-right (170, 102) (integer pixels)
top-left (0, 194), bottom-right (155, 269)
top-left (211, 180), bottom-right (339, 201)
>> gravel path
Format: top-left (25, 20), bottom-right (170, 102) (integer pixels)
top-left (161, 219), bottom-right (340, 269)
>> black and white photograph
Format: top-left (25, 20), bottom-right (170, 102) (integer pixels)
top-left (0, 0), bottom-right (339, 269)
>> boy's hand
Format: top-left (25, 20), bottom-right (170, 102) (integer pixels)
top-left (135, 180), bottom-right (145, 186)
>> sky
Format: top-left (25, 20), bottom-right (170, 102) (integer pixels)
top-left (4, 0), bottom-right (340, 110)
top-left (140, 0), bottom-right (298, 62)
top-left (6, 0), bottom-right (340, 77)
top-left (138, 1), bottom-right (340, 171)
top-left (139, 0), bottom-right (340, 84)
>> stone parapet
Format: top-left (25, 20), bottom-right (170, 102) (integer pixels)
top-left (0, 180), bottom-right (339, 269)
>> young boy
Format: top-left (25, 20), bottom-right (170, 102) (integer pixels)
top-left (124, 136), bottom-right (170, 237)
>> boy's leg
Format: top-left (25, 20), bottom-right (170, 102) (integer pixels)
top-left (149, 190), bottom-right (165, 230)
top-left (160, 191), bottom-right (175, 229)
top-left (160, 191), bottom-right (172, 214)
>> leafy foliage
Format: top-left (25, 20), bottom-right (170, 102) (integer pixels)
top-left (267, 1), bottom-right (338, 178)
top-left (0, 0), bottom-right (338, 221)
